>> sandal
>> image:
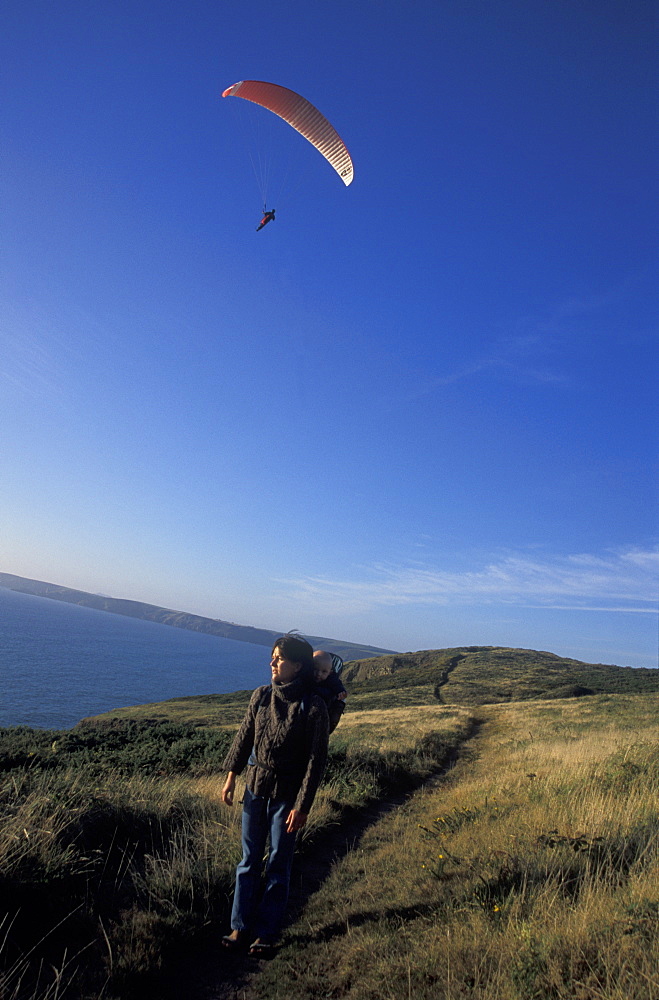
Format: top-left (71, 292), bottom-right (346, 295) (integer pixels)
top-left (221, 930), bottom-right (248, 951)
top-left (249, 939), bottom-right (277, 958)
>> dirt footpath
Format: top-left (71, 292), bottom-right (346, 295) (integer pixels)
top-left (179, 794), bottom-right (408, 999)
top-left (179, 726), bottom-right (482, 1000)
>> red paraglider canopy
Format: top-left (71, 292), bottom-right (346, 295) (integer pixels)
top-left (222, 80), bottom-right (354, 186)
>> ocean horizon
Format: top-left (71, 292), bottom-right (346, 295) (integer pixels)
top-left (0, 587), bottom-right (274, 729)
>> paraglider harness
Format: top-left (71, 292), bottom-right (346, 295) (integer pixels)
top-left (256, 207), bottom-right (275, 231)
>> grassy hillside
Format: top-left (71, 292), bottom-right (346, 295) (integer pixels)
top-left (2, 647), bottom-right (658, 999)
top-left (82, 690), bottom-right (255, 729)
top-left (88, 646), bottom-right (653, 728)
top-left (254, 692), bottom-right (659, 1000)
top-left (0, 699), bottom-right (474, 999)
top-left (343, 646), bottom-right (659, 705)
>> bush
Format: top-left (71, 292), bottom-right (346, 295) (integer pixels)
top-left (0, 720), bottom-right (233, 777)
top-left (543, 684), bottom-right (596, 699)
top-left (0, 765), bottom-right (238, 1000)
top-left (593, 742), bottom-right (659, 792)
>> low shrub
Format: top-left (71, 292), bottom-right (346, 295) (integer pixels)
top-left (0, 766), bottom-right (240, 999)
top-left (0, 720), bottom-right (233, 777)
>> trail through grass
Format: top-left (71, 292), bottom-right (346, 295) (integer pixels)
top-left (249, 694), bottom-right (659, 1000)
top-left (3, 681), bottom-right (657, 999)
top-left (1, 703), bottom-right (474, 999)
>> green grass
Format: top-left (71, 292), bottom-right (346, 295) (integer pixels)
top-left (0, 719), bottom-right (235, 776)
top-left (0, 697), bottom-right (472, 999)
top-left (251, 693), bottom-right (659, 1000)
top-left (344, 646), bottom-right (659, 705)
top-left (80, 647), bottom-right (657, 726)
top-left (83, 690), bottom-right (254, 729)
top-left (343, 683), bottom-right (438, 712)
top-left (3, 647), bottom-right (658, 999)
top-left (0, 765), bottom-right (243, 1000)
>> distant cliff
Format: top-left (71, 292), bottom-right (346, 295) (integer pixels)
top-left (0, 572), bottom-right (394, 662)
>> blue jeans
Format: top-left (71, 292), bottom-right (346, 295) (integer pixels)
top-left (230, 786), bottom-right (298, 941)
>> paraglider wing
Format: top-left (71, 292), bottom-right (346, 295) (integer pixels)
top-left (222, 80), bottom-right (354, 186)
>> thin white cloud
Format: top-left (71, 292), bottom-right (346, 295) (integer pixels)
top-left (277, 547), bottom-right (659, 616)
top-left (427, 358), bottom-right (573, 390)
top-left (519, 606), bottom-right (655, 614)
top-left (415, 273), bottom-right (655, 398)
top-left (0, 299), bottom-right (71, 402)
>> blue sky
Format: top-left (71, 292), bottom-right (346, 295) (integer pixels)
top-left (2, 0), bottom-right (657, 667)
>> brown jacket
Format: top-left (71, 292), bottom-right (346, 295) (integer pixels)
top-left (223, 674), bottom-right (329, 814)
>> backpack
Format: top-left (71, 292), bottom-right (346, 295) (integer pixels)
top-left (330, 653), bottom-right (344, 676)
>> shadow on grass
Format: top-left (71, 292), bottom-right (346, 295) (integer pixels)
top-left (181, 719), bottom-right (483, 1000)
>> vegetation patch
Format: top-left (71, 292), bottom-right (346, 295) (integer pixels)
top-left (0, 719), bottom-right (234, 777)
top-left (251, 693), bottom-right (659, 1000)
top-left (0, 766), bottom-right (241, 999)
top-left (344, 646), bottom-right (659, 706)
top-left (0, 700), bottom-right (474, 998)
top-left (82, 689), bottom-right (254, 729)
top-left (2, 655), bottom-right (657, 999)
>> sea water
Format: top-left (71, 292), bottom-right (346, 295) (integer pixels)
top-left (0, 587), bottom-right (273, 729)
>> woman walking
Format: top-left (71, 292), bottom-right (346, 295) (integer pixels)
top-left (221, 633), bottom-right (330, 957)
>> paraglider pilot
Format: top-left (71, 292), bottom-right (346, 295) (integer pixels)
top-left (256, 208), bottom-right (275, 231)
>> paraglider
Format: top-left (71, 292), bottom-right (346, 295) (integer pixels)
top-left (256, 208), bottom-right (276, 231)
top-left (223, 80), bottom-right (353, 228)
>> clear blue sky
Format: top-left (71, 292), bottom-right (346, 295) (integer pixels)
top-left (2, 0), bottom-right (657, 666)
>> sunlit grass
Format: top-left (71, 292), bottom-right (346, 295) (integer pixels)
top-left (345, 683), bottom-right (440, 713)
top-left (85, 690), bottom-right (253, 729)
top-left (336, 704), bottom-right (472, 754)
top-left (1, 701), bottom-right (472, 998)
top-left (344, 647), bottom-right (659, 706)
top-left (253, 693), bottom-right (659, 1000)
top-left (3, 688), bottom-right (657, 999)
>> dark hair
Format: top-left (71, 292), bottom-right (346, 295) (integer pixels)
top-left (271, 633), bottom-right (314, 674)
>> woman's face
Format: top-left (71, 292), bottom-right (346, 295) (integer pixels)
top-left (270, 647), bottom-right (302, 685)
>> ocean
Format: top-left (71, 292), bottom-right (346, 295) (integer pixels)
top-left (0, 587), bottom-right (274, 730)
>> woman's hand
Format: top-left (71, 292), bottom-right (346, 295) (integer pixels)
top-left (285, 809), bottom-right (308, 834)
top-left (222, 772), bottom-right (237, 806)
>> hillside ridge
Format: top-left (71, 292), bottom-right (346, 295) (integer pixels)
top-left (0, 571), bottom-right (393, 661)
top-left (81, 643), bottom-right (659, 729)
top-left (342, 645), bottom-right (658, 705)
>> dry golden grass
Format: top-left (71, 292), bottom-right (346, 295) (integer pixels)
top-left (0, 702), bottom-right (472, 998)
top-left (337, 704), bottom-right (473, 754)
top-left (301, 705), bottom-right (477, 840)
top-left (4, 692), bottom-right (657, 998)
top-left (253, 693), bottom-right (659, 1000)
top-left (86, 690), bottom-right (253, 729)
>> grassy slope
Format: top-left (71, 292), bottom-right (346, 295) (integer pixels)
top-left (84, 645), bottom-right (656, 729)
top-left (253, 692), bottom-right (659, 1000)
top-left (81, 690), bottom-right (255, 729)
top-left (0, 683), bottom-right (476, 998)
top-left (343, 646), bottom-right (659, 705)
top-left (2, 647), bottom-right (658, 999)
